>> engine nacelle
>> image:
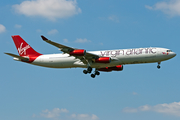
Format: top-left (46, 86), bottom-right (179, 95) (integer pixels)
top-left (69, 49), bottom-right (86, 56)
top-left (95, 57), bottom-right (111, 63)
top-left (98, 67), bottom-right (112, 72)
top-left (109, 65), bottom-right (123, 71)
top-left (98, 65), bottom-right (123, 72)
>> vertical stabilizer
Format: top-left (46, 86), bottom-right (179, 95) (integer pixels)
top-left (12, 35), bottom-right (42, 56)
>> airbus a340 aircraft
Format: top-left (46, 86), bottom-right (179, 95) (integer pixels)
top-left (5, 35), bottom-right (176, 78)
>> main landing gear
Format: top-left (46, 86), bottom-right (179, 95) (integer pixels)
top-left (157, 62), bottom-right (161, 69)
top-left (83, 67), bottom-right (100, 78)
top-left (91, 70), bottom-right (100, 78)
top-left (83, 67), bottom-right (92, 74)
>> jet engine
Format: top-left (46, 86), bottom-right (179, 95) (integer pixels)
top-left (69, 49), bottom-right (86, 56)
top-left (98, 65), bottom-right (123, 72)
top-left (95, 57), bottom-right (111, 63)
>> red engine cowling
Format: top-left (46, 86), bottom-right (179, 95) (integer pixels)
top-left (95, 57), bottom-right (111, 63)
top-left (69, 49), bottom-right (86, 56)
top-left (109, 65), bottom-right (123, 71)
top-left (98, 67), bottom-right (112, 72)
top-left (98, 65), bottom-right (123, 72)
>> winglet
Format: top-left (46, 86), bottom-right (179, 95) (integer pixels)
top-left (41, 35), bottom-right (48, 41)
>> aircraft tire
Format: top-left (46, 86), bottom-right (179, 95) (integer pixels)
top-left (83, 70), bottom-right (88, 74)
top-left (95, 71), bottom-right (100, 75)
top-left (87, 67), bottom-right (92, 73)
top-left (91, 74), bottom-right (95, 78)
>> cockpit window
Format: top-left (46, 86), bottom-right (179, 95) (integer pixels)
top-left (167, 50), bottom-right (172, 52)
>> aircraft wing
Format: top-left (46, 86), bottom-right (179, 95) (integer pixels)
top-left (41, 36), bottom-right (99, 59)
top-left (5, 53), bottom-right (29, 61)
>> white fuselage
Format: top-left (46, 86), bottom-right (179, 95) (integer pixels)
top-left (27, 47), bottom-right (176, 69)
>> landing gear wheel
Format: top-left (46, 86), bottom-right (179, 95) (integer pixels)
top-left (91, 74), bottom-right (96, 78)
top-left (83, 70), bottom-right (88, 74)
top-left (157, 61), bottom-right (161, 69)
top-left (157, 65), bottom-right (161, 69)
top-left (87, 67), bottom-right (92, 73)
top-left (83, 67), bottom-right (92, 74)
top-left (95, 71), bottom-right (100, 75)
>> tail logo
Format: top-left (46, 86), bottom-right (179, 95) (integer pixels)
top-left (18, 43), bottom-right (30, 55)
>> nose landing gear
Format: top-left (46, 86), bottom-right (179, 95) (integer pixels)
top-left (157, 62), bottom-right (161, 69)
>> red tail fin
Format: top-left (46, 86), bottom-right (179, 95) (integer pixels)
top-left (12, 35), bottom-right (42, 56)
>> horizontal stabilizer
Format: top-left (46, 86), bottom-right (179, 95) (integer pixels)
top-left (4, 53), bottom-right (29, 61)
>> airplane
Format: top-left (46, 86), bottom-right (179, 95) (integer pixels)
top-left (5, 35), bottom-right (176, 78)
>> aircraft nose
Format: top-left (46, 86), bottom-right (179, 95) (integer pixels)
top-left (171, 52), bottom-right (176, 57)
